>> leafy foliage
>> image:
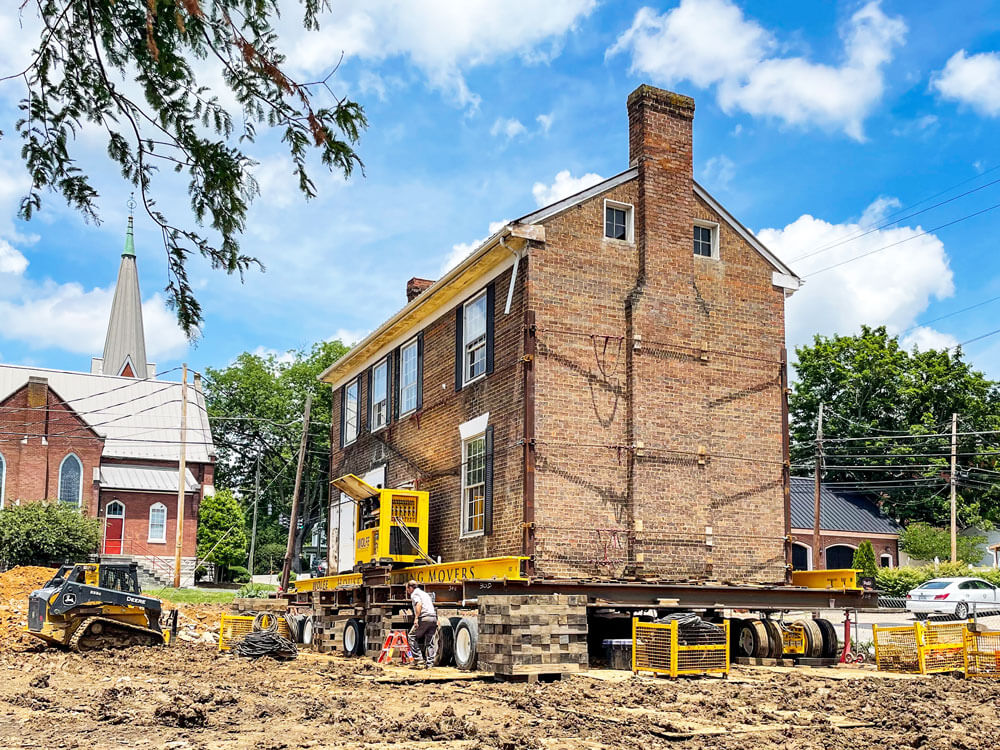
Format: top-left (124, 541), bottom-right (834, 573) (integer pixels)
top-left (875, 563), bottom-right (1000, 598)
top-left (899, 522), bottom-right (986, 564)
top-left (253, 542), bottom-right (287, 575)
top-left (0, 501), bottom-right (101, 566)
top-left (790, 326), bottom-right (1000, 527)
top-left (3, 0), bottom-right (366, 335)
top-left (851, 540), bottom-right (878, 579)
top-left (197, 489), bottom-right (248, 581)
top-left (204, 339), bottom-right (348, 573)
top-left (236, 582), bottom-right (276, 598)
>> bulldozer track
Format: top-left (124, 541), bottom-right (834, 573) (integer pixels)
top-left (69, 616), bottom-right (164, 652)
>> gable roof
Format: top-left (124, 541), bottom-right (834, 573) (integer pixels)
top-left (789, 477), bottom-right (901, 535)
top-left (0, 364), bottom-right (214, 464)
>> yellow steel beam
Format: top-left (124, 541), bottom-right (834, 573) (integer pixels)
top-left (791, 569), bottom-right (860, 591)
top-left (292, 556), bottom-right (528, 593)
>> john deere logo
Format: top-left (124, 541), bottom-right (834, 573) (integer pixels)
top-left (62, 593), bottom-right (77, 606)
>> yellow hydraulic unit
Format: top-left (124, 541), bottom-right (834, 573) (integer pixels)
top-left (331, 474), bottom-right (430, 566)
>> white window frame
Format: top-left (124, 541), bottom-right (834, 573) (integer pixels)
top-left (148, 502), bottom-right (167, 543)
top-left (399, 337), bottom-right (419, 416)
top-left (603, 199), bottom-right (634, 243)
top-left (880, 553), bottom-right (893, 569)
top-left (0, 450), bottom-right (5, 510)
top-left (58, 453), bottom-right (83, 507)
top-left (461, 432), bottom-right (487, 538)
top-left (370, 358), bottom-right (389, 432)
top-left (693, 219), bottom-right (720, 260)
top-left (343, 378), bottom-right (360, 445)
top-left (791, 541), bottom-right (813, 571)
top-left (463, 292), bottom-right (488, 386)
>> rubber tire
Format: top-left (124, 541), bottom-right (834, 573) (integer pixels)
top-left (914, 611), bottom-right (929, 622)
top-left (814, 618), bottom-right (839, 659)
top-left (453, 617), bottom-right (479, 671)
top-left (301, 616), bottom-right (314, 646)
top-left (795, 619), bottom-right (824, 658)
top-left (762, 619), bottom-right (783, 659)
top-left (728, 618), bottom-right (746, 658)
top-left (343, 617), bottom-right (365, 657)
top-left (433, 621), bottom-right (455, 667)
top-left (955, 602), bottom-right (969, 620)
top-left (732, 619), bottom-right (762, 658)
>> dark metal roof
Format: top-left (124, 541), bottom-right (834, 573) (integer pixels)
top-left (789, 477), bottom-right (901, 535)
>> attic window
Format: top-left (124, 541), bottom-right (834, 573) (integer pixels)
top-left (694, 221), bottom-right (719, 259)
top-left (604, 200), bottom-right (633, 242)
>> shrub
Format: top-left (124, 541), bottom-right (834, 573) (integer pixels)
top-left (236, 582), bottom-right (274, 598)
top-left (900, 523), bottom-right (985, 564)
top-left (197, 489), bottom-right (248, 582)
top-left (228, 565), bottom-right (251, 583)
top-left (253, 542), bottom-right (287, 574)
top-left (875, 562), bottom-right (997, 597)
top-left (851, 541), bottom-right (878, 579)
top-left (0, 501), bottom-right (101, 567)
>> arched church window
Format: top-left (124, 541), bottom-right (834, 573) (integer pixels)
top-left (58, 454), bottom-right (83, 507)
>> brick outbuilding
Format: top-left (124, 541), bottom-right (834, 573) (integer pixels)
top-left (323, 85), bottom-right (801, 583)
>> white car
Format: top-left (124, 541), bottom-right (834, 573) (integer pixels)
top-left (905, 577), bottom-right (1000, 620)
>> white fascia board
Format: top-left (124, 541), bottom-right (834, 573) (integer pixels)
top-left (517, 168), bottom-right (638, 225)
top-left (693, 181), bottom-right (800, 281)
top-left (772, 272), bottom-right (801, 292)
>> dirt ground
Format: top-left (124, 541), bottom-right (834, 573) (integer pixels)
top-left (3, 567), bottom-right (999, 749)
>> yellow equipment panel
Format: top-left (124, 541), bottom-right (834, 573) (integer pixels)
top-left (791, 569), bottom-right (860, 591)
top-left (331, 474), bottom-right (430, 566)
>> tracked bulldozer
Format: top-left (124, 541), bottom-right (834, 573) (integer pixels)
top-left (26, 562), bottom-right (174, 651)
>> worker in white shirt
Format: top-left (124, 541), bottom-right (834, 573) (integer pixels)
top-left (406, 579), bottom-right (437, 669)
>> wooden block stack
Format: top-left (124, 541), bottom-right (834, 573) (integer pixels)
top-left (231, 598), bottom-right (288, 614)
top-left (311, 611), bottom-right (348, 653)
top-left (477, 594), bottom-right (589, 677)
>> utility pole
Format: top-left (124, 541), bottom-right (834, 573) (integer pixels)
top-left (950, 412), bottom-right (958, 564)
top-left (813, 402), bottom-right (824, 570)
top-left (248, 456), bottom-right (260, 576)
top-left (281, 393), bottom-right (312, 591)
top-left (173, 364), bottom-right (188, 588)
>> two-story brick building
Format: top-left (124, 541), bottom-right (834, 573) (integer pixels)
top-left (324, 85), bottom-right (800, 583)
top-left (0, 213), bottom-right (215, 584)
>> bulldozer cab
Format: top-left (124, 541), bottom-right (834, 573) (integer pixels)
top-left (331, 474), bottom-right (430, 567)
top-left (43, 563), bottom-right (141, 594)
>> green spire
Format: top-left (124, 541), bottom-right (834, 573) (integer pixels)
top-left (123, 195), bottom-right (136, 257)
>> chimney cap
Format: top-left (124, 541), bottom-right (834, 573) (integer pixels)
top-left (627, 84), bottom-right (695, 117)
top-left (406, 277), bottom-right (435, 303)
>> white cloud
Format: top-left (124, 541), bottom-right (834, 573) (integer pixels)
top-left (700, 155), bottom-right (735, 190)
top-left (931, 49), bottom-right (1000, 117)
top-left (758, 198), bottom-right (955, 356)
top-left (609, 0), bottom-right (906, 140)
top-left (531, 170), bottom-right (604, 207)
top-left (330, 328), bottom-right (370, 346)
top-left (282, 1), bottom-right (597, 108)
top-left (536, 113), bottom-right (554, 133)
top-left (251, 346), bottom-right (298, 367)
top-left (901, 326), bottom-right (959, 352)
top-left (490, 117), bottom-right (527, 140)
top-left (0, 239), bottom-right (27, 275)
top-left (441, 220), bottom-right (508, 274)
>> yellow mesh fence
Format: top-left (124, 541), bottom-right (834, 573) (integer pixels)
top-left (874, 622), bottom-right (972, 675)
top-left (964, 630), bottom-right (1000, 679)
top-left (922, 622), bottom-right (967, 674)
top-left (218, 614), bottom-right (291, 651)
top-left (873, 624), bottom-right (922, 673)
top-left (391, 495), bottom-right (418, 524)
top-left (632, 619), bottom-right (729, 678)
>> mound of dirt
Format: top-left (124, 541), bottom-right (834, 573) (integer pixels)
top-left (0, 566), bottom-right (56, 651)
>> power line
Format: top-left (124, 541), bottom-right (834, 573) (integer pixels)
top-left (900, 293), bottom-right (1000, 336)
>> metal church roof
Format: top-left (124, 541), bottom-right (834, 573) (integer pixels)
top-left (100, 465), bottom-right (200, 493)
top-left (789, 476), bottom-right (901, 535)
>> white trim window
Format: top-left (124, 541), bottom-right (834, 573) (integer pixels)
top-left (0, 450), bottom-right (5, 510)
top-left (399, 338), bottom-right (419, 415)
top-left (149, 502), bottom-right (167, 543)
top-left (604, 199), bottom-right (633, 242)
top-left (879, 553), bottom-right (893, 569)
top-left (343, 378), bottom-right (360, 445)
top-left (463, 292), bottom-right (488, 384)
top-left (461, 433), bottom-right (486, 536)
top-left (370, 358), bottom-right (389, 431)
top-left (58, 453), bottom-right (83, 507)
top-left (693, 220), bottom-right (720, 259)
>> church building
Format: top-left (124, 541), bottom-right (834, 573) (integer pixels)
top-left (0, 211), bottom-right (215, 585)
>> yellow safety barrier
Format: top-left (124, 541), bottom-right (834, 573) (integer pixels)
top-left (218, 614), bottom-right (291, 651)
top-left (874, 621), bottom-right (970, 675)
top-left (873, 624), bottom-right (922, 673)
top-left (632, 618), bottom-right (729, 679)
top-left (964, 629), bottom-right (1000, 679)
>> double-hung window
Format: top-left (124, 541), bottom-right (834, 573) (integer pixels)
top-left (370, 359), bottom-right (388, 431)
top-left (463, 292), bottom-right (487, 384)
top-left (462, 434), bottom-right (486, 536)
top-left (148, 503), bottom-right (167, 543)
top-left (399, 339), bottom-right (419, 415)
top-left (343, 378), bottom-right (360, 445)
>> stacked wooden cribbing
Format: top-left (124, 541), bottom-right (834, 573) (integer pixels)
top-left (311, 610), bottom-right (350, 654)
top-left (477, 594), bottom-right (589, 677)
top-left (231, 598), bottom-right (288, 614)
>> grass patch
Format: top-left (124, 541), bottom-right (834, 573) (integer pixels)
top-left (145, 587), bottom-right (239, 604)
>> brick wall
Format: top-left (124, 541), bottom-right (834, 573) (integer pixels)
top-left (99, 490), bottom-right (199, 557)
top-left (792, 532), bottom-right (899, 568)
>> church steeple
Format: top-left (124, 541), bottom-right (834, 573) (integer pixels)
top-left (101, 197), bottom-right (149, 378)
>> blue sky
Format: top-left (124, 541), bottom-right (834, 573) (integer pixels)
top-left (1, 0), bottom-right (1000, 380)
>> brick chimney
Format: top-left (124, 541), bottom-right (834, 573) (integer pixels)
top-left (27, 376), bottom-right (48, 409)
top-left (406, 277), bottom-right (434, 303)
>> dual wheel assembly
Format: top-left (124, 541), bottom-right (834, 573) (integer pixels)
top-left (730, 617), bottom-right (839, 660)
top-left (338, 615), bottom-right (481, 670)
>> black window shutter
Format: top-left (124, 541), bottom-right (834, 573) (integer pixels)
top-left (485, 282), bottom-right (496, 376)
top-left (416, 332), bottom-right (424, 409)
top-left (392, 347), bottom-right (401, 422)
top-left (454, 305), bottom-right (464, 391)
top-left (339, 387), bottom-right (346, 448)
top-left (483, 425), bottom-right (494, 536)
top-left (364, 370), bottom-right (372, 434)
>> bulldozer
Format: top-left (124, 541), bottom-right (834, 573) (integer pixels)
top-left (26, 562), bottom-right (175, 651)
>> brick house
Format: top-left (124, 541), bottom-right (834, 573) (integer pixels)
top-left (323, 85), bottom-right (801, 583)
top-left (789, 477), bottom-right (901, 570)
top-left (0, 214), bottom-right (215, 584)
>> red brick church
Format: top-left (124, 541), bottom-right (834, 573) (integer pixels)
top-left (0, 212), bottom-right (215, 585)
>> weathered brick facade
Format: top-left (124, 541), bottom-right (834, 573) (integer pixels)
top-left (326, 85), bottom-right (797, 584)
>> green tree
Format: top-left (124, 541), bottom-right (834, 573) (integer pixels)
top-left (197, 489), bottom-right (248, 582)
top-left (204, 339), bottom-right (348, 573)
top-left (3, 1), bottom-right (366, 335)
top-left (0, 502), bottom-right (101, 566)
top-left (899, 522), bottom-right (986, 564)
top-left (851, 540), bottom-right (878, 579)
top-left (790, 326), bottom-right (1000, 527)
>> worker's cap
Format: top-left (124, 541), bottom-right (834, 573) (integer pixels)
top-left (406, 579), bottom-right (419, 588)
